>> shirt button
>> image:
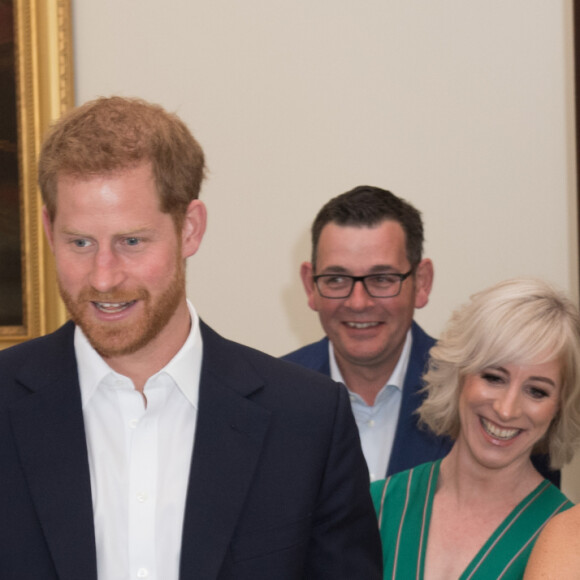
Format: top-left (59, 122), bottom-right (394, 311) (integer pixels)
top-left (137, 568), bottom-right (149, 578)
top-left (129, 419), bottom-right (138, 429)
top-left (136, 491), bottom-right (148, 503)
top-left (368, 419), bottom-right (375, 427)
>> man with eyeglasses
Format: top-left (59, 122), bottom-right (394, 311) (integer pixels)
top-left (283, 185), bottom-right (449, 482)
top-left (284, 186), bottom-right (560, 486)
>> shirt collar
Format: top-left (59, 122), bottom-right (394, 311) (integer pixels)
top-left (75, 300), bottom-right (203, 410)
top-left (329, 328), bottom-right (413, 399)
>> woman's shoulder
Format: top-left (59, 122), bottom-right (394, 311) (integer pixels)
top-left (536, 479), bottom-right (574, 512)
top-left (547, 501), bottom-right (580, 528)
top-left (524, 503), bottom-right (580, 579)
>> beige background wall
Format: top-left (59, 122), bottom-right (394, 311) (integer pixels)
top-left (71, 1), bottom-right (580, 498)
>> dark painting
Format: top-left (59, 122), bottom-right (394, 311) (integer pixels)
top-left (0, 0), bottom-right (23, 326)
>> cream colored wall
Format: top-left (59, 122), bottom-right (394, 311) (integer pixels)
top-left (71, 1), bottom-right (580, 498)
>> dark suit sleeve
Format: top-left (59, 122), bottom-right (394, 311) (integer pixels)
top-left (305, 385), bottom-right (383, 578)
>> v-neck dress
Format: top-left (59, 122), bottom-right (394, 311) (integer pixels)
top-left (370, 460), bottom-right (572, 579)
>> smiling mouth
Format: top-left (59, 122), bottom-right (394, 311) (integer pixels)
top-left (93, 301), bottom-right (136, 314)
top-left (480, 417), bottom-right (521, 441)
top-left (345, 322), bottom-right (380, 329)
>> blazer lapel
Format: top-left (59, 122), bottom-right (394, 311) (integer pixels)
top-left (387, 323), bottom-right (451, 477)
top-left (9, 326), bottom-right (97, 580)
top-left (179, 323), bottom-right (271, 579)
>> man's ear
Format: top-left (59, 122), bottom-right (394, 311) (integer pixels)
top-left (41, 206), bottom-right (55, 252)
top-left (414, 258), bottom-right (434, 309)
top-left (300, 261), bottom-right (319, 311)
top-left (181, 200), bottom-right (207, 258)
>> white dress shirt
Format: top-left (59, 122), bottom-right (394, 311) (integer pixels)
top-left (76, 301), bottom-right (202, 580)
top-left (329, 330), bottom-right (412, 482)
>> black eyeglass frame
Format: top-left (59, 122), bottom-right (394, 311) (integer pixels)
top-left (312, 268), bottom-right (415, 299)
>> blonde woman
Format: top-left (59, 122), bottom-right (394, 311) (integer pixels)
top-left (371, 278), bottom-right (580, 579)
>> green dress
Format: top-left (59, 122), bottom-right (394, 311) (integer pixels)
top-left (370, 460), bottom-right (572, 579)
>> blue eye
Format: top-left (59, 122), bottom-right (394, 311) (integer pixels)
top-left (73, 239), bottom-right (90, 248)
top-left (125, 237), bottom-right (140, 246)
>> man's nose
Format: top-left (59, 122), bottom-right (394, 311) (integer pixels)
top-left (88, 247), bottom-right (125, 292)
top-left (343, 279), bottom-right (374, 309)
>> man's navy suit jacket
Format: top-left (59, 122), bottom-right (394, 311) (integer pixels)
top-left (283, 322), bottom-right (560, 485)
top-left (283, 322), bottom-right (452, 478)
top-left (0, 320), bottom-right (382, 579)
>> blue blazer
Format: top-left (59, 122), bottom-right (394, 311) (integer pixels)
top-left (283, 322), bottom-right (452, 478)
top-left (0, 321), bottom-right (382, 579)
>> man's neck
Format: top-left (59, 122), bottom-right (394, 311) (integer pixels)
top-left (337, 360), bottom-right (397, 406)
top-left (105, 301), bottom-right (192, 392)
top-left (331, 331), bottom-right (412, 406)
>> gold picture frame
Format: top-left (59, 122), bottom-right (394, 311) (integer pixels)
top-left (0, 0), bottom-right (73, 349)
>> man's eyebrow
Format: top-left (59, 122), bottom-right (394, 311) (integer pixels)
top-left (319, 266), bottom-right (350, 274)
top-left (58, 228), bottom-right (91, 237)
top-left (59, 227), bottom-right (154, 237)
top-left (115, 228), bottom-right (155, 236)
top-left (368, 265), bottom-right (406, 274)
top-left (319, 264), bottom-right (400, 273)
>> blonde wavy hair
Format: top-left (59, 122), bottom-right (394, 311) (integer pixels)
top-left (418, 278), bottom-right (580, 469)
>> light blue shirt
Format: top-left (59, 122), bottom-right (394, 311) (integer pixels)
top-left (329, 330), bottom-right (412, 482)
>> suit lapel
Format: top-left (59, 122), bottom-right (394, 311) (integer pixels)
top-left (314, 337), bottom-right (331, 375)
top-left (9, 325), bottom-right (97, 580)
top-left (387, 323), bottom-right (450, 476)
top-left (180, 323), bottom-right (271, 579)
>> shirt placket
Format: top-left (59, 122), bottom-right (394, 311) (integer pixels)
top-left (118, 382), bottom-right (165, 580)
